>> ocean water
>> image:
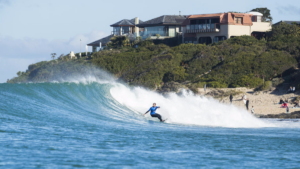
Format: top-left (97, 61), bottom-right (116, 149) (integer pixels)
top-left (1, 78), bottom-right (300, 168)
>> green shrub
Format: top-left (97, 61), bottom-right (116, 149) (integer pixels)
top-left (262, 81), bottom-right (272, 90)
top-left (9, 26), bottom-right (300, 90)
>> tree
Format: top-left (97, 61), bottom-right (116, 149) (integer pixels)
top-left (51, 53), bottom-right (56, 60)
top-left (251, 8), bottom-right (272, 22)
top-left (17, 71), bottom-right (22, 77)
top-left (269, 22), bottom-right (299, 40)
top-left (58, 54), bottom-right (64, 60)
top-left (156, 34), bottom-right (161, 39)
top-left (291, 22), bottom-right (300, 35)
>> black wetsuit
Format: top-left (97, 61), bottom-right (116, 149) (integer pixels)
top-left (151, 114), bottom-right (162, 121)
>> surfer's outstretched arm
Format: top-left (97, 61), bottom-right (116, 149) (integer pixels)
top-left (144, 110), bottom-right (150, 116)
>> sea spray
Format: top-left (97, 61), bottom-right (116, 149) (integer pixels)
top-left (110, 83), bottom-right (274, 128)
top-left (7, 69), bottom-right (295, 128)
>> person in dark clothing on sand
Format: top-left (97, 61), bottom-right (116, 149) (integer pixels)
top-left (288, 86), bottom-right (293, 93)
top-left (144, 103), bottom-right (165, 122)
top-left (294, 102), bottom-right (300, 108)
top-left (229, 94), bottom-right (233, 104)
top-left (279, 99), bottom-right (284, 104)
top-left (246, 99), bottom-right (249, 110)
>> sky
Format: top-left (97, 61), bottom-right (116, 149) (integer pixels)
top-left (0, 0), bottom-right (300, 83)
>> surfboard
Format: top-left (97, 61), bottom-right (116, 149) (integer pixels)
top-left (162, 118), bottom-right (168, 122)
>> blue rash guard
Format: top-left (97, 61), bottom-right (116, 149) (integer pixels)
top-left (149, 106), bottom-right (160, 115)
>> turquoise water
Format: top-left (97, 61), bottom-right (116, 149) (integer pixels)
top-left (1, 82), bottom-right (300, 168)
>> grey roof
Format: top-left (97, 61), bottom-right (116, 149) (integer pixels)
top-left (87, 34), bottom-right (114, 46)
top-left (110, 18), bottom-right (144, 27)
top-left (137, 15), bottom-right (187, 27)
top-left (273, 20), bottom-right (300, 25)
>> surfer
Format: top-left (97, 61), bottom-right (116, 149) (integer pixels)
top-left (144, 103), bottom-right (165, 122)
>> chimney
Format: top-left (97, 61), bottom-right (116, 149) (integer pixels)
top-left (135, 17), bottom-right (139, 24)
top-left (135, 17), bottom-right (140, 37)
top-left (179, 11), bottom-right (181, 16)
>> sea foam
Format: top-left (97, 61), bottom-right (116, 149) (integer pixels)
top-left (110, 83), bottom-right (275, 128)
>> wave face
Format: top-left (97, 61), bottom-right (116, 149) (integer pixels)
top-left (1, 75), bottom-right (300, 168)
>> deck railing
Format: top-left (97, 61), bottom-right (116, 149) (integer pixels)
top-left (185, 23), bottom-right (220, 33)
top-left (111, 31), bottom-right (131, 35)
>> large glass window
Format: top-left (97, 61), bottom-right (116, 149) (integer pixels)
top-left (144, 26), bottom-right (168, 36)
top-left (122, 26), bottom-right (131, 34)
top-left (169, 27), bottom-right (175, 37)
top-left (207, 24), bottom-right (210, 29)
top-left (199, 24), bottom-right (203, 30)
top-left (112, 26), bottom-right (132, 35)
top-left (191, 25), bottom-right (195, 30)
top-left (113, 27), bottom-right (120, 35)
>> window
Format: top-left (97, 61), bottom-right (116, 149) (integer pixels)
top-left (214, 36), bottom-right (227, 43)
top-left (190, 20), bottom-right (197, 24)
top-left (207, 24), bottom-right (210, 29)
top-left (195, 24), bottom-right (198, 30)
top-left (187, 25), bottom-right (190, 30)
top-left (235, 17), bottom-right (243, 24)
top-left (251, 16), bottom-right (257, 22)
top-left (144, 26), bottom-right (168, 36)
top-left (191, 25), bottom-right (195, 30)
top-left (122, 26), bottom-right (131, 34)
top-left (214, 37), bottom-right (219, 43)
top-left (113, 27), bottom-right (120, 35)
top-left (199, 24), bottom-right (202, 30)
top-left (257, 16), bottom-right (261, 22)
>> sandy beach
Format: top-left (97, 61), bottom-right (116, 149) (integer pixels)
top-left (197, 87), bottom-right (300, 116)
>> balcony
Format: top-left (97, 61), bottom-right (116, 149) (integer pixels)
top-left (185, 23), bottom-right (220, 33)
top-left (111, 31), bottom-right (132, 36)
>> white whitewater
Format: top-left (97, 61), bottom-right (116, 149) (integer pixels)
top-left (110, 84), bottom-right (275, 128)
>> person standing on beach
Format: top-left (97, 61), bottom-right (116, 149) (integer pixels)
top-left (287, 106), bottom-right (289, 114)
top-left (251, 106), bottom-right (254, 114)
top-left (246, 99), bottom-right (249, 110)
top-left (242, 94), bottom-right (247, 105)
top-left (229, 94), bottom-right (233, 104)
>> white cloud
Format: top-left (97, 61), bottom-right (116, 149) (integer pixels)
top-left (0, 30), bottom-right (108, 83)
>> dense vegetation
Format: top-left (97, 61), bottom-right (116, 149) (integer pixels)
top-left (9, 22), bottom-right (300, 92)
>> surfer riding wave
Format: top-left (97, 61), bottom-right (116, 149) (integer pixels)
top-left (144, 103), bottom-right (165, 122)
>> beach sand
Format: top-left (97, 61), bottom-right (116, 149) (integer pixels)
top-left (197, 87), bottom-right (300, 116)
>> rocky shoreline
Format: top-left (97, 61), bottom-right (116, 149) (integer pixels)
top-left (258, 111), bottom-right (300, 119)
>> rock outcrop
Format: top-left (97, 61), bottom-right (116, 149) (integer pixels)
top-left (259, 111), bottom-right (300, 119)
